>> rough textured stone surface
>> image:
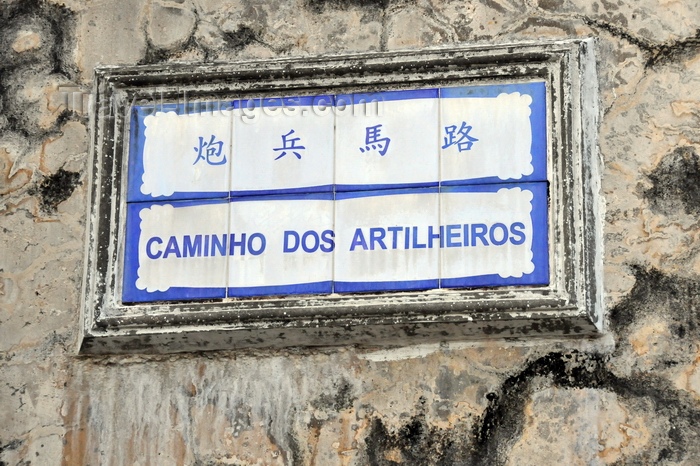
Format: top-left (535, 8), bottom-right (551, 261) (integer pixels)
top-left (146, 0), bottom-right (197, 51)
top-left (3, 0), bottom-right (700, 464)
top-left (76, 0), bottom-right (147, 75)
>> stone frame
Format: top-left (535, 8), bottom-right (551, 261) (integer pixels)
top-left (79, 38), bottom-right (602, 354)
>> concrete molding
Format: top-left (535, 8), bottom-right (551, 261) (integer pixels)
top-left (79, 39), bottom-right (603, 354)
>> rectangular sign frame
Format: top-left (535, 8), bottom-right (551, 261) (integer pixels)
top-left (80, 39), bottom-right (603, 354)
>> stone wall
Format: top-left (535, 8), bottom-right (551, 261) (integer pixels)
top-left (2, 0), bottom-right (700, 464)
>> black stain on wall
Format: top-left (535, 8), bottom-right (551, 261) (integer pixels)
top-left (0, 0), bottom-right (77, 138)
top-left (312, 377), bottom-right (356, 412)
top-left (0, 438), bottom-right (24, 466)
top-left (285, 426), bottom-right (304, 466)
top-left (141, 30), bottom-right (202, 65)
top-left (470, 266), bottom-right (700, 465)
top-left (610, 266), bottom-right (700, 356)
top-left (0, 0), bottom-right (76, 77)
top-left (646, 31), bottom-right (700, 68)
top-left (140, 19), bottom-right (262, 64)
top-left (470, 352), bottom-right (700, 465)
top-left (435, 366), bottom-right (469, 400)
top-left (361, 266), bottom-right (700, 465)
top-left (306, 0), bottom-right (390, 14)
top-left (365, 409), bottom-right (471, 465)
top-left (644, 146), bottom-right (700, 217)
top-left (222, 25), bottom-right (260, 51)
top-left (582, 17), bottom-right (700, 68)
top-left (609, 265), bottom-right (700, 338)
top-left (513, 17), bottom-right (577, 35)
top-left (140, 44), bottom-right (172, 66)
top-left (31, 168), bottom-right (81, 213)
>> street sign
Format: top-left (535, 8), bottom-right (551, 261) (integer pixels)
top-left (81, 41), bottom-right (602, 353)
top-left (123, 83), bottom-right (549, 302)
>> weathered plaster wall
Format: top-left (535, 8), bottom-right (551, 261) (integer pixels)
top-left (2, 0), bottom-right (700, 464)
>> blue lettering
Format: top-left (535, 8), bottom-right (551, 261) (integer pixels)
top-left (509, 222), bottom-right (526, 245)
top-left (387, 226), bottom-right (402, 249)
top-left (489, 223), bottom-right (508, 246)
top-left (183, 234), bottom-right (202, 257)
top-left (412, 226), bottom-right (426, 249)
top-left (428, 225), bottom-right (443, 248)
top-left (163, 236), bottom-right (182, 258)
top-left (211, 234), bottom-right (227, 256)
top-left (320, 229), bottom-right (335, 252)
top-left (302, 231), bottom-right (320, 253)
top-left (350, 228), bottom-right (368, 251)
top-left (471, 224), bottom-right (489, 246)
top-left (446, 225), bottom-right (461, 247)
top-left (146, 237), bottom-right (163, 259)
top-left (369, 228), bottom-right (387, 250)
top-left (229, 233), bottom-right (247, 255)
top-left (248, 233), bottom-right (266, 256)
top-left (284, 231), bottom-right (300, 253)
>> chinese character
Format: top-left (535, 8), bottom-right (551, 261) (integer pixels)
top-left (273, 129), bottom-right (306, 160)
top-left (193, 135), bottom-right (227, 165)
top-left (359, 124), bottom-right (391, 156)
top-left (442, 122), bottom-right (478, 152)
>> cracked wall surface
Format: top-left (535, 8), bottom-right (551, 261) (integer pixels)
top-left (2, 0), bottom-right (700, 464)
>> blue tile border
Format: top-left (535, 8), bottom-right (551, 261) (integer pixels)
top-left (439, 81), bottom-right (547, 185)
top-left (123, 286), bottom-right (226, 303)
top-left (335, 88), bottom-right (438, 106)
top-left (335, 182), bottom-right (439, 193)
top-left (335, 186), bottom-right (439, 200)
top-left (122, 198), bottom-right (229, 303)
top-left (334, 279), bottom-right (439, 293)
top-left (438, 181), bottom-right (545, 194)
top-left (439, 81), bottom-right (544, 99)
top-left (227, 281), bottom-right (333, 297)
top-left (439, 273), bottom-right (546, 289)
top-left (126, 105), bottom-right (148, 203)
top-left (126, 103), bottom-right (233, 203)
top-left (439, 181), bottom-right (549, 288)
top-left (230, 185), bottom-right (334, 198)
top-left (127, 82), bottom-right (547, 202)
top-left (123, 83), bottom-right (551, 302)
top-left (229, 192), bottom-right (335, 203)
top-left (123, 185), bottom-right (548, 302)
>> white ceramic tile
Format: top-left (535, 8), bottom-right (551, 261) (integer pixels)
top-left (122, 199), bottom-right (229, 302)
top-left (335, 90), bottom-right (439, 190)
top-left (334, 188), bottom-right (439, 292)
top-left (439, 183), bottom-right (549, 288)
top-left (440, 84), bottom-right (544, 184)
top-left (129, 106), bottom-right (233, 201)
top-left (231, 97), bottom-right (335, 195)
top-left (227, 194), bottom-right (334, 296)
